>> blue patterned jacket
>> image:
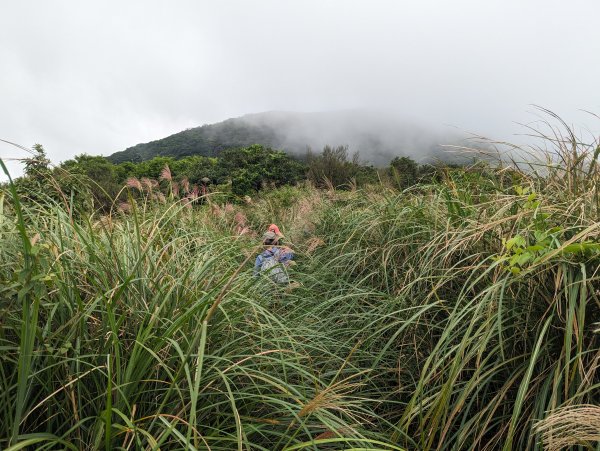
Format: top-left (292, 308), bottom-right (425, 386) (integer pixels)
top-left (253, 246), bottom-right (294, 277)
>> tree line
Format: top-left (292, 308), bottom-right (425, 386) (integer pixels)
top-left (5, 142), bottom-right (450, 212)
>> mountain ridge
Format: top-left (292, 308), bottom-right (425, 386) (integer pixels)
top-left (107, 110), bottom-right (458, 165)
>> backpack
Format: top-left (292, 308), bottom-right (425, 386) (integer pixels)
top-left (260, 249), bottom-right (289, 284)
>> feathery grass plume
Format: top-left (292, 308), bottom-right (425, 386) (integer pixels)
top-left (306, 236), bottom-right (325, 254)
top-left (181, 176), bottom-right (190, 194)
top-left (94, 215), bottom-right (114, 233)
top-left (314, 427), bottom-right (353, 440)
top-left (236, 226), bottom-right (251, 236)
top-left (234, 212), bottom-right (250, 235)
top-left (298, 197), bottom-right (315, 217)
top-left (159, 164), bottom-right (172, 181)
top-left (297, 377), bottom-right (363, 418)
top-left (186, 184), bottom-right (199, 200)
top-left (172, 180), bottom-right (179, 197)
top-left (535, 405), bottom-right (600, 450)
top-left (118, 201), bottom-right (131, 212)
top-left (234, 211), bottom-right (247, 227)
top-left (210, 203), bottom-right (222, 217)
top-left (125, 176), bottom-right (142, 191)
top-left (140, 177), bottom-right (153, 191)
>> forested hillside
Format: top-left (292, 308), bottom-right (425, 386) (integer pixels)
top-left (108, 110), bottom-right (455, 165)
top-left (108, 117), bottom-right (279, 163)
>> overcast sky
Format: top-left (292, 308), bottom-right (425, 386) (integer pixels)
top-left (1, 0), bottom-right (599, 179)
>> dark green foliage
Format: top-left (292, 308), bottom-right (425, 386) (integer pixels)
top-left (23, 143), bottom-right (51, 181)
top-left (171, 155), bottom-right (218, 184)
top-left (4, 140), bottom-right (473, 217)
top-left (130, 155), bottom-right (176, 179)
top-left (7, 141), bottom-right (464, 214)
top-left (13, 145), bottom-right (306, 211)
top-left (306, 145), bottom-right (378, 188)
top-left (219, 144), bottom-right (306, 196)
top-left (113, 155), bottom-right (219, 185)
top-left (108, 118), bottom-right (280, 163)
top-left (14, 144), bottom-right (53, 202)
top-left (389, 156), bottom-right (418, 189)
top-left (58, 154), bottom-right (122, 210)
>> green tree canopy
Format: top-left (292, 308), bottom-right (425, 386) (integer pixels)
top-left (219, 144), bottom-right (306, 196)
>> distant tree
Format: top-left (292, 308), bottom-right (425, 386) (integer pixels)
top-left (172, 156), bottom-right (218, 185)
top-left (15, 143), bottom-right (54, 203)
top-left (24, 143), bottom-right (51, 183)
top-left (389, 156), bottom-right (418, 189)
top-left (306, 145), bottom-right (376, 189)
top-left (58, 154), bottom-right (121, 211)
top-left (133, 156), bottom-right (176, 179)
top-left (115, 161), bottom-right (137, 182)
top-left (218, 145), bottom-right (306, 196)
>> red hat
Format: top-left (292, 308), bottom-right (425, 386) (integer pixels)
top-left (268, 223), bottom-right (283, 237)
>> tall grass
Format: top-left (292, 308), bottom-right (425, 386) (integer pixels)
top-left (0, 177), bottom-right (395, 450)
top-left (1, 115), bottom-right (600, 449)
top-left (293, 119), bottom-right (600, 450)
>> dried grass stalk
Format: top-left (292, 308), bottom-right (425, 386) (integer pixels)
top-left (535, 405), bottom-right (600, 450)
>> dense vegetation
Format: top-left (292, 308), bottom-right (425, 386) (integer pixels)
top-left (108, 117), bottom-right (280, 163)
top-left (12, 144), bottom-right (309, 211)
top-left (12, 143), bottom-right (414, 212)
top-left (1, 119), bottom-right (600, 450)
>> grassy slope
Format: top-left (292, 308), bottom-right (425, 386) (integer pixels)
top-left (1, 127), bottom-right (600, 450)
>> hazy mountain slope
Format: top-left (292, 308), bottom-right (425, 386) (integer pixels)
top-left (108, 110), bottom-right (459, 165)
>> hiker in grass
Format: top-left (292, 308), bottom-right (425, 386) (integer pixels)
top-left (254, 224), bottom-right (295, 284)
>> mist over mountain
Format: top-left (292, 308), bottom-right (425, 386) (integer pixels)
top-left (108, 110), bottom-right (462, 166)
